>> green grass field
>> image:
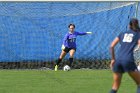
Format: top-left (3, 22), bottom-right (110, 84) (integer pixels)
top-left (0, 69), bottom-right (137, 93)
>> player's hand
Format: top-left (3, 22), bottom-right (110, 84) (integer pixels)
top-left (61, 45), bottom-right (65, 50)
top-left (86, 32), bottom-right (92, 34)
top-left (110, 59), bottom-right (115, 70)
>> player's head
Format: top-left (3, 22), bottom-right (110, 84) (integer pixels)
top-left (68, 23), bottom-right (75, 32)
top-left (129, 18), bottom-right (140, 31)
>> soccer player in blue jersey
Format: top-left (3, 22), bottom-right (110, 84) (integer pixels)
top-left (109, 18), bottom-right (140, 93)
top-left (55, 23), bottom-right (92, 71)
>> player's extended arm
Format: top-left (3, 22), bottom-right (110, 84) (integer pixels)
top-left (109, 37), bottom-right (119, 69)
top-left (77, 32), bottom-right (92, 35)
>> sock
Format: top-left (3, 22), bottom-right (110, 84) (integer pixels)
top-left (56, 58), bottom-right (62, 65)
top-left (110, 89), bottom-right (117, 93)
top-left (69, 58), bottom-right (73, 67)
top-left (137, 86), bottom-right (140, 93)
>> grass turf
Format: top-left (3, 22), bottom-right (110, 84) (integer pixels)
top-left (0, 69), bottom-right (137, 93)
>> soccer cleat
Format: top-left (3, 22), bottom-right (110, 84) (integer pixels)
top-left (55, 65), bottom-right (58, 71)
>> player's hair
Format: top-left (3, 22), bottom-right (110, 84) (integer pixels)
top-left (129, 18), bottom-right (140, 32)
top-left (68, 24), bottom-right (75, 28)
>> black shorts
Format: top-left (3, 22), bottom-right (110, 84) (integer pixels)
top-left (62, 47), bottom-right (76, 53)
top-left (113, 60), bottom-right (137, 73)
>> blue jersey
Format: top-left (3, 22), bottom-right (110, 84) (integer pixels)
top-left (117, 30), bottom-right (140, 61)
top-left (62, 31), bottom-right (87, 48)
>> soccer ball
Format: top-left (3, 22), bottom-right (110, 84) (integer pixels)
top-left (63, 65), bottom-right (70, 71)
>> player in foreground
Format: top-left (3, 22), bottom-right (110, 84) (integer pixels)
top-left (55, 23), bottom-right (92, 71)
top-left (109, 18), bottom-right (140, 93)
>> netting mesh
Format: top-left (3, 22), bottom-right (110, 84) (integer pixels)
top-left (0, 2), bottom-right (135, 17)
top-left (0, 2), bottom-right (139, 69)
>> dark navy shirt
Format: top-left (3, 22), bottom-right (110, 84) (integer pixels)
top-left (62, 31), bottom-right (87, 48)
top-left (117, 30), bottom-right (140, 61)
